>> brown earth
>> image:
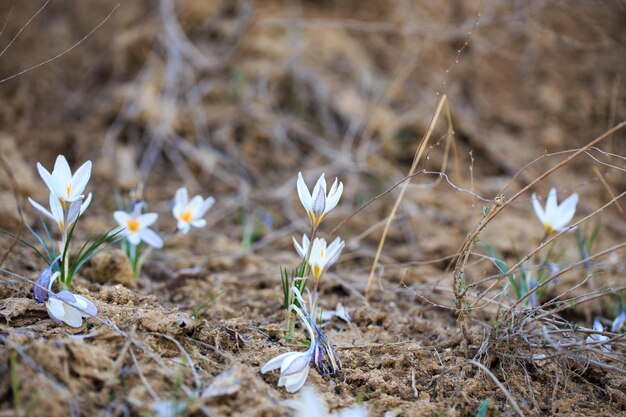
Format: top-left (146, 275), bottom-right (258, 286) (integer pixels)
top-left (0, 1), bottom-right (624, 416)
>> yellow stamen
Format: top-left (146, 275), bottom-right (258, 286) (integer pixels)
top-left (181, 210), bottom-right (192, 223)
top-left (544, 224), bottom-right (554, 234)
top-left (127, 219), bottom-right (140, 233)
top-left (312, 265), bottom-right (322, 280)
top-left (66, 183), bottom-right (72, 199)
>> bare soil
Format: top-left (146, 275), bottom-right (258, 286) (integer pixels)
top-left (0, 1), bottom-right (624, 416)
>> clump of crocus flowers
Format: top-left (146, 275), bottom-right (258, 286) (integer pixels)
top-left (262, 287), bottom-right (341, 393)
top-left (282, 172), bottom-right (345, 335)
top-left (114, 185), bottom-right (215, 278)
top-left (270, 172), bottom-right (345, 393)
top-left (513, 187), bottom-right (580, 307)
top-left (20, 155), bottom-right (112, 327)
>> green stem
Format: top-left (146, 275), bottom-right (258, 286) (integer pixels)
top-left (284, 224), bottom-right (317, 340)
top-left (131, 243), bottom-right (142, 278)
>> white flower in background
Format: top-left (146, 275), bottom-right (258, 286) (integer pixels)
top-left (37, 155), bottom-right (92, 203)
top-left (585, 318), bottom-right (611, 353)
top-left (34, 264), bottom-right (97, 327)
top-left (612, 310), bottom-right (625, 333)
top-left (531, 188), bottom-right (578, 234)
top-left (261, 304), bottom-right (317, 393)
top-left (172, 187), bottom-right (215, 234)
top-left (320, 302), bottom-right (351, 323)
top-left (308, 237), bottom-right (344, 282)
top-left (113, 207), bottom-right (163, 248)
top-left (297, 172), bottom-right (343, 229)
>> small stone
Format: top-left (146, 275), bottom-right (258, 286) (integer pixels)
top-left (201, 366), bottom-right (243, 399)
top-left (83, 249), bottom-right (136, 288)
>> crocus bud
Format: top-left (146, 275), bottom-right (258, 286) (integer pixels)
top-left (33, 266), bottom-right (52, 303)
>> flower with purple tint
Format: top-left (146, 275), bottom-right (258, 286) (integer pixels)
top-left (33, 263), bottom-right (97, 328)
top-left (585, 318), bottom-right (611, 353)
top-left (612, 310), bottom-right (625, 333)
top-left (297, 172), bottom-right (343, 230)
top-left (261, 303), bottom-right (317, 393)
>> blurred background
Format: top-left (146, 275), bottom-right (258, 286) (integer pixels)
top-left (0, 0), bottom-right (625, 283)
top-left (0, 2), bottom-right (625, 415)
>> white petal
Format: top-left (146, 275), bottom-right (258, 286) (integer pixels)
top-left (188, 195), bottom-right (204, 215)
top-left (49, 194), bottom-right (65, 230)
top-left (37, 163), bottom-right (59, 197)
top-left (326, 236), bottom-right (344, 256)
top-left (282, 366), bottom-right (309, 393)
top-left (139, 212), bottom-right (158, 228)
top-left (61, 305), bottom-right (84, 327)
top-left (545, 188), bottom-right (558, 220)
top-left (113, 211), bottom-right (130, 227)
top-left (297, 172), bottom-right (312, 211)
top-left (325, 238), bottom-right (344, 267)
top-left (53, 155), bottom-right (72, 183)
top-left (175, 187), bottom-right (188, 207)
top-left (311, 187), bottom-right (326, 216)
top-left (261, 351), bottom-right (293, 374)
top-left (46, 298), bottom-right (65, 319)
top-left (325, 180), bottom-right (343, 213)
top-left (197, 197), bottom-right (215, 217)
top-left (72, 295), bottom-right (97, 317)
top-left (313, 173), bottom-right (327, 194)
top-left (138, 228), bottom-right (163, 248)
top-left (593, 319), bottom-right (604, 332)
top-left (190, 219), bottom-right (206, 228)
top-left (177, 220), bottom-right (191, 234)
top-left (293, 236), bottom-right (306, 259)
top-left (280, 351), bottom-right (311, 376)
top-left (69, 160), bottom-right (92, 200)
top-left (172, 203), bottom-right (183, 219)
top-left (79, 193), bottom-right (93, 215)
top-left (308, 238), bottom-right (325, 265)
top-left (127, 233), bottom-right (141, 246)
top-left (28, 197), bottom-right (54, 220)
top-left (531, 193), bottom-right (545, 224)
top-left (553, 193), bottom-right (578, 231)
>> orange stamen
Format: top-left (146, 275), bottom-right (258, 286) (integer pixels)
top-left (181, 210), bottom-right (192, 223)
top-left (127, 219), bottom-right (140, 233)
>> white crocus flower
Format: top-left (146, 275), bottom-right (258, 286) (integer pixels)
top-left (29, 193), bottom-right (91, 232)
top-left (297, 172), bottom-right (343, 229)
top-left (39, 269), bottom-right (97, 327)
top-left (531, 188), bottom-right (578, 234)
top-left (308, 237), bottom-right (344, 282)
top-left (293, 234), bottom-right (310, 259)
top-left (37, 155), bottom-right (92, 203)
top-left (320, 302), bottom-right (350, 323)
top-left (113, 208), bottom-right (163, 248)
top-left (612, 310), bottom-right (626, 333)
top-left (585, 319), bottom-right (611, 353)
top-left (172, 187), bottom-right (215, 234)
top-left (261, 304), bottom-right (317, 393)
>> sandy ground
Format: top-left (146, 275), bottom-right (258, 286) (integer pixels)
top-left (0, 1), bottom-right (624, 416)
